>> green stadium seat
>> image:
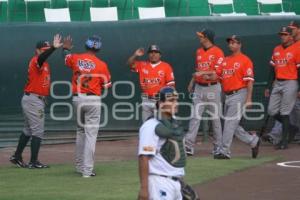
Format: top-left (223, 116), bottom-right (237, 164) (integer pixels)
top-left (0, 0), bottom-right (8, 21)
top-left (24, 0), bottom-right (51, 21)
top-left (208, 0), bottom-right (247, 16)
top-left (257, 0), bottom-right (296, 16)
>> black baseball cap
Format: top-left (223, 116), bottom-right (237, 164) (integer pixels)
top-left (196, 28), bottom-right (215, 43)
top-left (226, 35), bottom-right (242, 43)
top-left (156, 86), bottom-right (178, 102)
top-left (147, 45), bottom-right (161, 53)
top-left (288, 21), bottom-right (300, 29)
top-left (278, 26), bottom-right (293, 35)
top-left (36, 40), bottom-right (51, 50)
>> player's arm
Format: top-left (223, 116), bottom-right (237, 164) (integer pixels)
top-left (37, 34), bottom-right (62, 68)
top-left (138, 155), bottom-right (150, 200)
top-left (101, 63), bottom-right (112, 89)
top-left (165, 65), bottom-right (175, 87)
top-left (245, 80), bottom-right (254, 108)
top-left (62, 35), bottom-right (74, 67)
top-left (187, 77), bottom-right (195, 93)
top-left (127, 48), bottom-right (144, 70)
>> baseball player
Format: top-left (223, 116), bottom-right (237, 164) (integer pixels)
top-left (127, 45), bottom-right (175, 122)
top-left (9, 34), bottom-right (63, 168)
top-left (63, 35), bottom-right (112, 177)
top-left (185, 28), bottom-right (224, 157)
top-left (264, 22), bottom-right (300, 144)
top-left (216, 35), bottom-right (260, 159)
top-left (265, 27), bottom-right (300, 150)
top-left (138, 86), bottom-right (186, 200)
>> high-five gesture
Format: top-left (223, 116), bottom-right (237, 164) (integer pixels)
top-left (53, 34), bottom-right (63, 49)
top-left (63, 35), bottom-right (73, 50)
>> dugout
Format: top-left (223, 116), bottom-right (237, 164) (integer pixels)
top-left (0, 16), bottom-right (299, 146)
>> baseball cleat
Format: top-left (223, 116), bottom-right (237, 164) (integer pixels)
top-left (82, 172), bottom-right (96, 178)
top-left (251, 140), bottom-right (260, 159)
top-left (9, 155), bottom-right (27, 168)
top-left (28, 161), bottom-right (49, 169)
top-left (214, 153), bottom-right (230, 160)
top-left (185, 146), bottom-right (194, 156)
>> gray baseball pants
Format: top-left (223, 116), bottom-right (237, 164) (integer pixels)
top-left (73, 95), bottom-right (101, 176)
top-left (220, 88), bottom-right (259, 157)
top-left (185, 83), bottom-right (222, 154)
top-left (22, 94), bottom-right (45, 138)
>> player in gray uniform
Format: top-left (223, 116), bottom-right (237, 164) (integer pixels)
top-left (216, 35), bottom-right (260, 159)
top-left (265, 27), bottom-right (299, 150)
top-left (9, 34), bottom-right (62, 168)
top-left (185, 29), bottom-right (224, 157)
top-left (63, 35), bottom-right (112, 177)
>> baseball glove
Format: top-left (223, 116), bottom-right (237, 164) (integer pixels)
top-left (179, 179), bottom-right (200, 200)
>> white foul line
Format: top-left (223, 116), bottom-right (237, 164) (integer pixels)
top-left (277, 161), bottom-right (300, 168)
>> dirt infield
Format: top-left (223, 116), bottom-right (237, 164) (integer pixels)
top-left (0, 137), bottom-right (299, 200)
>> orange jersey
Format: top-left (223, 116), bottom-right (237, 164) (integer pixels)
top-left (65, 53), bottom-right (112, 96)
top-left (194, 46), bottom-right (224, 84)
top-left (219, 53), bottom-right (254, 92)
top-left (131, 61), bottom-right (175, 96)
top-left (270, 44), bottom-right (300, 80)
top-left (24, 56), bottom-right (51, 96)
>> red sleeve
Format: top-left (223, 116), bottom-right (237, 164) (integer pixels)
top-left (165, 63), bottom-right (175, 86)
top-left (101, 63), bottom-right (112, 89)
top-left (293, 47), bottom-right (300, 69)
top-left (243, 58), bottom-right (254, 82)
top-left (130, 61), bottom-right (144, 73)
top-left (65, 54), bottom-right (75, 69)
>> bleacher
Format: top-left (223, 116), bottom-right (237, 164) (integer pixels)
top-left (0, 0), bottom-right (299, 22)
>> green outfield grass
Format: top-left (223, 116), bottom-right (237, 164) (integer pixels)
top-left (0, 156), bottom-right (277, 200)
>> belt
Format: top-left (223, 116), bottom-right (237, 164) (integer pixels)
top-left (224, 89), bottom-right (243, 96)
top-left (151, 174), bottom-right (181, 181)
top-left (73, 93), bottom-right (97, 96)
top-left (141, 93), bottom-right (157, 100)
top-left (25, 92), bottom-right (45, 100)
top-left (196, 82), bottom-right (218, 87)
top-left (276, 78), bottom-right (295, 81)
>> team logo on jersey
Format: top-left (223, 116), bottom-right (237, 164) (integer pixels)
top-left (143, 78), bottom-right (161, 85)
top-left (217, 57), bottom-right (224, 65)
top-left (209, 55), bottom-right (215, 61)
top-left (158, 70), bottom-right (165, 77)
top-left (274, 52), bottom-right (280, 56)
top-left (142, 69), bottom-right (149, 74)
top-left (233, 62), bottom-right (240, 69)
top-left (197, 62), bottom-right (211, 69)
top-left (246, 68), bottom-right (253, 76)
top-left (286, 52), bottom-right (293, 60)
top-left (77, 59), bottom-right (96, 71)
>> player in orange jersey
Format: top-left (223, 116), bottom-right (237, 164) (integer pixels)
top-left (185, 28), bottom-right (224, 157)
top-left (265, 27), bottom-right (300, 149)
top-left (63, 35), bottom-right (112, 177)
top-left (216, 35), bottom-right (260, 159)
top-left (9, 34), bottom-right (63, 169)
top-left (127, 45), bottom-right (175, 122)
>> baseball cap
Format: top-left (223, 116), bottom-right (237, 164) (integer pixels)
top-left (147, 45), bottom-right (161, 53)
top-left (226, 35), bottom-right (242, 43)
top-left (278, 26), bottom-right (293, 35)
top-left (85, 35), bottom-right (102, 51)
top-left (36, 40), bottom-right (51, 50)
top-left (196, 28), bottom-right (215, 43)
top-left (156, 86), bottom-right (178, 102)
top-left (288, 21), bottom-right (300, 29)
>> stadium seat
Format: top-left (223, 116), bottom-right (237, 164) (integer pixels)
top-left (66, 0), bottom-right (93, 7)
top-left (0, 0), bottom-right (9, 20)
top-left (138, 7), bottom-right (166, 19)
top-left (90, 7), bottom-right (118, 21)
top-left (257, 0), bottom-right (296, 16)
top-left (44, 8), bottom-right (71, 22)
top-left (208, 0), bottom-right (247, 16)
top-left (24, 0), bottom-right (52, 21)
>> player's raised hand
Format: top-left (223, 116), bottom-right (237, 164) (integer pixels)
top-left (135, 48), bottom-right (145, 57)
top-left (63, 35), bottom-right (73, 50)
top-left (53, 34), bottom-right (63, 49)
